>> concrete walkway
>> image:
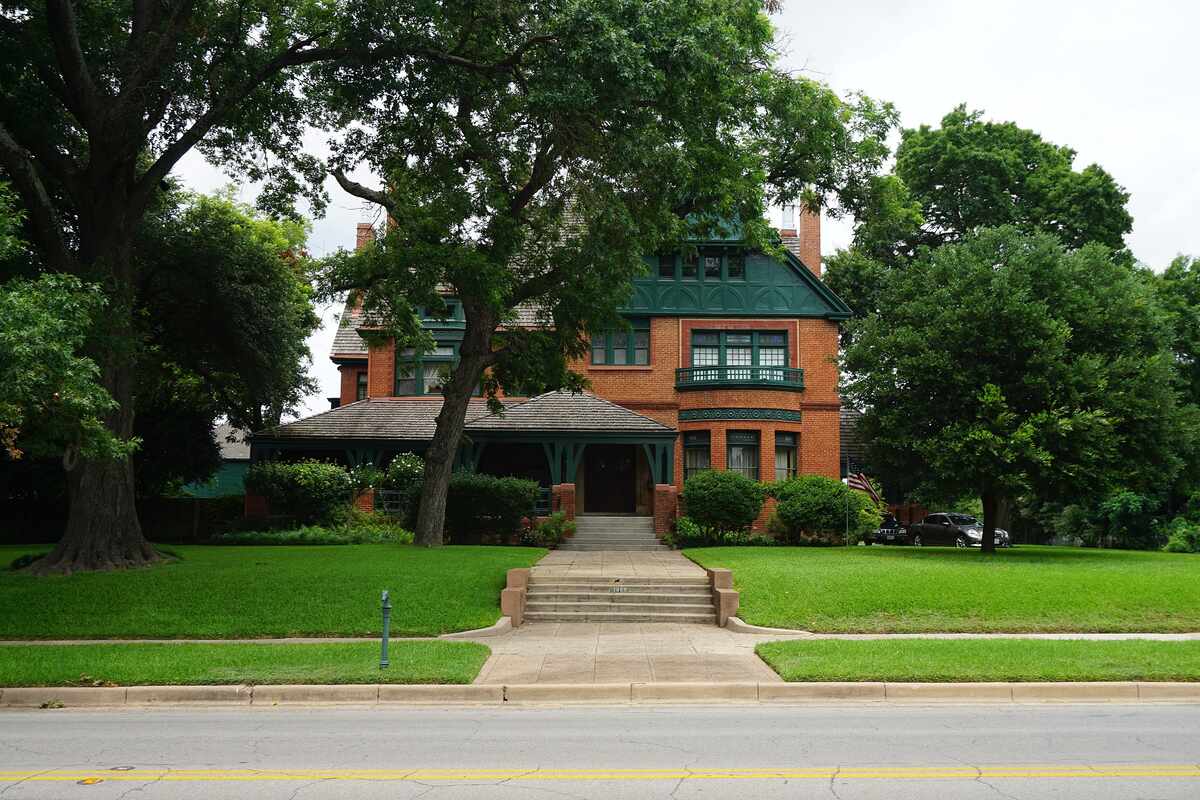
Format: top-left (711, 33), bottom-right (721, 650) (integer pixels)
top-left (467, 621), bottom-right (790, 684)
top-left (530, 548), bottom-right (706, 579)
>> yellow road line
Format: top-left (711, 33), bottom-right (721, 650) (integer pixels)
top-left (1, 765), bottom-right (1198, 782)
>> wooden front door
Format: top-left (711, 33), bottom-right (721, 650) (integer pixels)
top-left (583, 444), bottom-right (636, 514)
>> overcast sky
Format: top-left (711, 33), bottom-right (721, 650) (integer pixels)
top-left (175, 0), bottom-right (1200, 418)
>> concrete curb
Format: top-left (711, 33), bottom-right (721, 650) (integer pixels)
top-left (439, 617), bottom-right (513, 640)
top-left (725, 616), bottom-right (814, 636)
top-left (3, 681), bottom-right (1199, 708)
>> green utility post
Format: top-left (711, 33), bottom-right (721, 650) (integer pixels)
top-left (380, 590), bottom-right (391, 670)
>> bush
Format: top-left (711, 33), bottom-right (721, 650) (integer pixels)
top-left (770, 475), bottom-right (878, 546)
top-left (523, 512), bottom-right (575, 548)
top-left (664, 516), bottom-right (775, 548)
top-left (1162, 517), bottom-right (1200, 554)
top-left (680, 470), bottom-right (766, 533)
top-left (212, 522), bottom-right (413, 546)
top-left (244, 460), bottom-right (355, 525)
top-left (443, 472), bottom-right (540, 544)
top-left (347, 463), bottom-right (384, 492)
top-left (383, 453), bottom-right (425, 491)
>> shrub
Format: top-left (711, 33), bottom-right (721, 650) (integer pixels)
top-left (244, 460), bottom-right (355, 525)
top-left (213, 521), bottom-right (413, 546)
top-left (1162, 517), bottom-right (1200, 554)
top-left (770, 475), bottom-right (878, 546)
top-left (443, 472), bottom-right (540, 544)
top-left (523, 512), bottom-right (575, 548)
top-left (680, 470), bottom-right (766, 533)
top-left (383, 453), bottom-right (425, 492)
top-left (347, 463), bottom-right (384, 492)
top-left (664, 516), bottom-right (776, 548)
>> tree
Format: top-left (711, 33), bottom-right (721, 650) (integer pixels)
top-left (826, 105), bottom-right (1134, 328)
top-left (132, 192), bottom-right (319, 495)
top-left (0, 2), bottom-right (561, 571)
top-left (315, 0), bottom-right (896, 545)
top-left (842, 227), bottom-right (1182, 552)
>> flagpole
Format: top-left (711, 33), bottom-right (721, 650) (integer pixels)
top-left (844, 452), bottom-right (850, 546)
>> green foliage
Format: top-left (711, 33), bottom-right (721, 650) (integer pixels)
top-left (383, 453), bottom-right (425, 492)
top-left (522, 512), bottom-right (576, 548)
top-left (244, 460), bottom-right (354, 525)
top-left (891, 105), bottom-right (1132, 255)
top-left (843, 227), bottom-right (1184, 534)
top-left (769, 476), bottom-right (878, 546)
top-left (213, 521), bottom-right (413, 546)
top-left (0, 274), bottom-right (132, 461)
top-left (346, 464), bottom-right (384, 492)
top-left (1162, 518), bottom-right (1200, 554)
top-left (680, 470), bottom-right (767, 533)
top-left (443, 473), bottom-right (541, 544)
top-left (664, 517), bottom-right (776, 549)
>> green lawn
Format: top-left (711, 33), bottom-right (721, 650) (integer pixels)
top-left (686, 545), bottom-right (1200, 632)
top-left (756, 639), bottom-right (1200, 682)
top-left (0, 641), bottom-right (490, 686)
top-left (0, 544), bottom-right (544, 639)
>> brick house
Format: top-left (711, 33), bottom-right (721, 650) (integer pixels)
top-left (250, 210), bottom-right (850, 531)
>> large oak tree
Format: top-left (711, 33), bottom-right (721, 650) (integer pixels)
top-left (0, 1), bottom-right (568, 572)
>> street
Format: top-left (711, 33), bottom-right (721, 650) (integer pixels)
top-left (2, 704), bottom-right (1199, 799)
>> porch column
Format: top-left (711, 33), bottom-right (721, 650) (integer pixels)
top-left (653, 484), bottom-right (677, 539)
top-left (551, 483), bottom-right (577, 521)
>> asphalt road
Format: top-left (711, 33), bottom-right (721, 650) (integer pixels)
top-left (2, 704), bottom-right (1199, 799)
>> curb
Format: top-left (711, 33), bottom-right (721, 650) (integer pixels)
top-left (2, 681), bottom-right (1199, 708)
top-left (725, 617), bottom-right (814, 636)
top-left (439, 617), bottom-right (513, 640)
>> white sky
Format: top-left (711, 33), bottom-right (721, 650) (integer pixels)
top-left (174, 0), bottom-right (1200, 418)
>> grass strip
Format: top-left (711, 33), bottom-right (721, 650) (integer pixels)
top-left (756, 638), bottom-right (1200, 682)
top-left (0, 641), bottom-right (490, 687)
top-left (0, 544), bottom-right (545, 639)
top-left (686, 545), bottom-right (1200, 632)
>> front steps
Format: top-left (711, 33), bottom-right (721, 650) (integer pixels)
top-left (524, 575), bottom-right (716, 623)
top-left (558, 515), bottom-right (668, 552)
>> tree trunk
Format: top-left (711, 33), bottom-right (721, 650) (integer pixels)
top-left (980, 489), bottom-right (999, 555)
top-left (29, 247), bottom-right (160, 574)
top-left (413, 335), bottom-right (493, 547)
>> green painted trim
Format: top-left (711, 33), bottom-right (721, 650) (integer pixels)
top-left (678, 408), bottom-right (803, 422)
top-left (675, 366), bottom-right (804, 391)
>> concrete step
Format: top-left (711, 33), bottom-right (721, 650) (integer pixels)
top-left (563, 537), bottom-right (662, 545)
top-left (526, 591), bottom-right (713, 604)
top-left (524, 610), bottom-right (716, 624)
top-left (526, 600), bottom-right (716, 614)
top-left (528, 582), bottom-right (710, 587)
top-left (558, 544), bottom-right (669, 552)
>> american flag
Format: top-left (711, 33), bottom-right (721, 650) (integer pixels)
top-left (847, 472), bottom-right (881, 504)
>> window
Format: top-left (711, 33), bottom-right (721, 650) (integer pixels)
top-left (658, 254), bottom-right (676, 279)
top-left (681, 252), bottom-right (698, 279)
top-left (689, 330), bottom-right (790, 377)
top-left (683, 431), bottom-right (711, 481)
top-left (355, 371), bottom-right (368, 401)
top-left (727, 251), bottom-right (746, 280)
top-left (395, 342), bottom-right (459, 396)
top-left (702, 249), bottom-right (722, 279)
top-left (727, 431), bottom-right (760, 480)
top-left (590, 319), bottom-right (651, 366)
top-left (775, 432), bottom-right (797, 480)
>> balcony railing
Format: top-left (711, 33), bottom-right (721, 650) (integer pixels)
top-left (675, 365), bottom-right (804, 390)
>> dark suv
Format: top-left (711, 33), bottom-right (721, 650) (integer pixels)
top-left (910, 513), bottom-right (1011, 548)
top-left (870, 513), bottom-right (909, 545)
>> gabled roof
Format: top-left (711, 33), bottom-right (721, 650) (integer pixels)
top-left (254, 398), bottom-right (499, 442)
top-left (464, 391), bottom-right (675, 435)
top-left (330, 300), bottom-right (369, 360)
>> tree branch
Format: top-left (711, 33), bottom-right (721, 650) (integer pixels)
top-left (0, 123), bottom-right (76, 273)
top-left (331, 169), bottom-right (394, 213)
top-left (44, 0), bottom-right (105, 127)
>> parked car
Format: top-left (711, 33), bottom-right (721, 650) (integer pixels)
top-left (869, 513), bottom-right (909, 545)
top-left (909, 512), bottom-right (1011, 548)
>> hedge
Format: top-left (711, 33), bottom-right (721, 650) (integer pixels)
top-left (680, 470), bottom-right (766, 533)
top-left (244, 460), bottom-right (354, 525)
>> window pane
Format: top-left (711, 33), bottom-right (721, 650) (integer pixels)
top-left (591, 333), bottom-right (607, 365)
top-left (727, 333), bottom-right (752, 346)
top-left (430, 345), bottom-right (456, 358)
top-left (727, 444), bottom-right (759, 480)
top-left (633, 331), bottom-right (650, 364)
top-left (613, 345), bottom-right (628, 364)
top-left (658, 254), bottom-right (675, 279)
top-left (681, 253), bottom-right (698, 278)
top-left (692, 346), bottom-right (720, 366)
top-left (684, 445), bottom-right (711, 481)
top-left (693, 332), bottom-right (720, 346)
top-left (356, 372), bottom-right (368, 401)
top-left (703, 253), bottom-right (721, 279)
top-left (395, 365), bottom-right (417, 395)
top-left (727, 253), bottom-right (746, 279)
top-left (760, 332), bottom-right (786, 347)
top-left (775, 446), bottom-right (797, 480)
top-left (422, 365), bottom-right (445, 393)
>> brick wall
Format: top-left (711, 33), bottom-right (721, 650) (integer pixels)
top-left (367, 339), bottom-right (396, 398)
top-left (339, 365), bottom-right (367, 406)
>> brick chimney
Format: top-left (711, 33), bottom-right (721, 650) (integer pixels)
top-left (778, 205), bottom-right (820, 276)
top-left (355, 222), bottom-right (375, 251)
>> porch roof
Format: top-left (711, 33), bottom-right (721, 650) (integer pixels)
top-left (464, 391), bottom-right (675, 436)
top-left (253, 398), bottom-right (499, 443)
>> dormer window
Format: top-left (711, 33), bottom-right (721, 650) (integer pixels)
top-left (395, 343), bottom-right (458, 395)
top-left (590, 318), bottom-right (651, 366)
